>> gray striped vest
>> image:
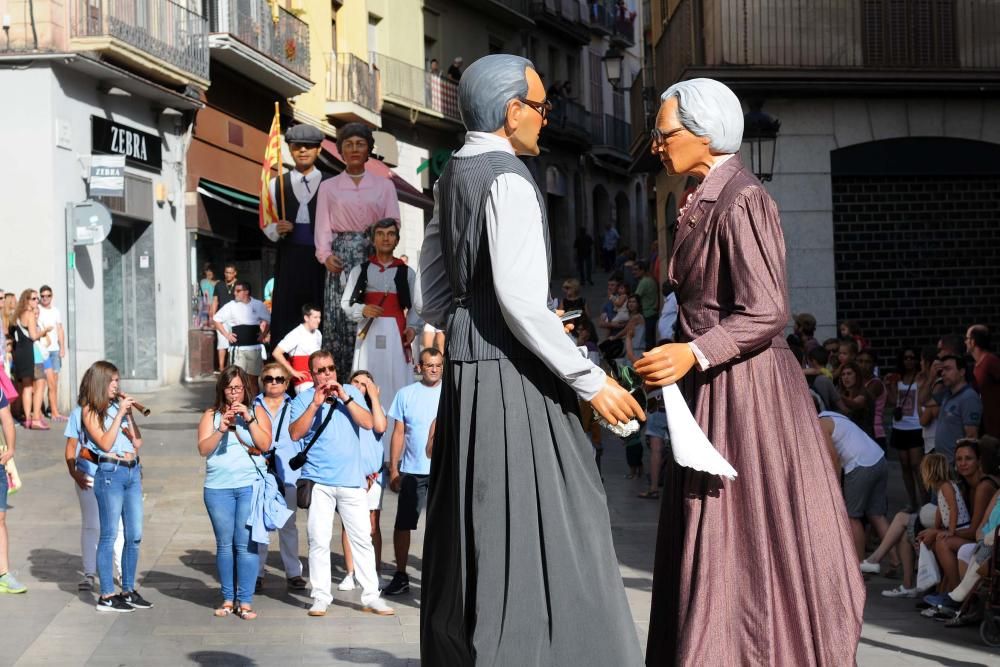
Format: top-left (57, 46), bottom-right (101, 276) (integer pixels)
top-left (438, 151), bottom-right (551, 361)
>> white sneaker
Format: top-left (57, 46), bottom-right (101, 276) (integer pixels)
top-left (860, 560), bottom-right (880, 575)
top-left (881, 584), bottom-right (919, 598)
top-left (307, 600), bottom-right (328, 617)
top-left (363, 596), bottom-right (395, 616)
top-left (337, 573), bottom-right (356, 591)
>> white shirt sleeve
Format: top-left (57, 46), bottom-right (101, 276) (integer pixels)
top-left (689, 342), bottom-right (710, 370)
top-left (213, 301), bottom-right (232, 325)
top-left (340, 266), bottom-right (365, 322)
top-left (276, 327), bottom-right (300, 355)
top-left (254, 300), bottom-right (272, 324)
top-left (416, 183), bottom-right (451, 329)
top-left (486, 174), bottom-right (606, 401)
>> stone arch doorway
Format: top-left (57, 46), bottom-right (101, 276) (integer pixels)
top-left (831, 137), bottom-right (1000, 350)
top-left (615, 191), bottom-right (632, 251)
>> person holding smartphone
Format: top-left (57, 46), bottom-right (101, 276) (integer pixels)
top-left (80, 361), bottom-right (148, 612)
top-left (197, 366), bottom-right (272, 619)
top-left (287, 350), bottom-right (393, 618)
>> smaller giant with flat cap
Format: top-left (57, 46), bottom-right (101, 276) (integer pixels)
top-left (416, 54), bottom-right (644, 666)
top-left (264, 124), bottom-right (332, 347)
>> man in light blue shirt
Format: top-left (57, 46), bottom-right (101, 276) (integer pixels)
top-left (383, 348), bottom-right (443, 596)
top-left (288, 350), bottom-right (393, 617)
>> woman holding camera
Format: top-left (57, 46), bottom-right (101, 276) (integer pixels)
top-left (197, 366), bottom-right (272, 619)
top-left (886, 347), bottom-right (926, 511)
top-left (79, 361), bottom-right (148, 612)
top-left (253, 361), bottom-right (306, 591)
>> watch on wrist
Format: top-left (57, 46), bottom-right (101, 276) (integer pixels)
top-left (344, 396), bottom-right (354, 406)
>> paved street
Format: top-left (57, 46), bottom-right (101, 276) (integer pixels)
top-left (1, 376), bottom-right (998, 666)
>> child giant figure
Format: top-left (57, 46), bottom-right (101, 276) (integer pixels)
top-left (417, 54), bottom-right (645, 665)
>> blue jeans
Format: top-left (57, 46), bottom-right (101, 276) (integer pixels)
top-left (94, 461), bottom-right (143, 596)
top-left (204, 486), bottom-right (259, 605)
top-left (0, 463), bottom-right (8, 512)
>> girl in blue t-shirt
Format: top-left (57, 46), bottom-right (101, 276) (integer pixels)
top-left (337, 370), bottom-right (388, 591)
top-left (196, 366), bottom-right (272, 620)
top-left (80, 361), bottom-right (147, 612)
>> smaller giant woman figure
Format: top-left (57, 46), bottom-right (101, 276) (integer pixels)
top-left (635, 78), bottom-right (865, 666)
top-left (314, 124), bottom-right (400, 376)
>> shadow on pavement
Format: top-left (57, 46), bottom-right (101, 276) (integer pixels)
top-left (188, 650), bottom-right (257, 666)
top-left (329, 647), bottom-right (412, 665)
top-left (860, 637), bottom-right (988, 666)
top-left (27, 548), bottom-right (87, 596)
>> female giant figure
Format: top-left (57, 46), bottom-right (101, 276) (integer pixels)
top-left (635, 79), bottom-right (865, 665)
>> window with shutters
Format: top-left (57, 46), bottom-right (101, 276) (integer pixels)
top-left (862, 0), bottom-right (957, 67)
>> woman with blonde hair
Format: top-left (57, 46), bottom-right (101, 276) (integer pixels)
top-left (12, 290), bottom-right (52, 429)
top-left (80, 361), bottom-right (150, 612)
top-left (861, 453), bottom-right (970, 598)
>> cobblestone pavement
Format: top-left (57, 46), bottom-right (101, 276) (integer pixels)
top-left (1, 326), bottom-right (997, 664)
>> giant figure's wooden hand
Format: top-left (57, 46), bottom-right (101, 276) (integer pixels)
top-left (634, 343), bottom-right (696, 386)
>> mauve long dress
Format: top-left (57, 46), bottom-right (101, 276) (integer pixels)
top-left (646, 157), bottom-right (865, 666)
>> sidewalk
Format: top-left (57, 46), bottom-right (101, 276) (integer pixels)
top-left (1, 344), bottom-right (997, 664)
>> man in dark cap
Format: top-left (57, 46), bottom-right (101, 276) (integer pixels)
top-left (265, 123), bottom-right (332, 351)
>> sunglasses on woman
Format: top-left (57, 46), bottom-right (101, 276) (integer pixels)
top-left (262, 375), bottom-right (288, 385)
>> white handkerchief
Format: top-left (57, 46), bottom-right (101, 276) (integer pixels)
top-left (662, 383), bottom-right (737, 480)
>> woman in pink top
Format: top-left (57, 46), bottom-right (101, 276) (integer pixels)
top-left (314, 123), bottom-right (400, 375)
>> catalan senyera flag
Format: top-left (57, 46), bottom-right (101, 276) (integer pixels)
top-left (259, 106), bottom-right (282, 230)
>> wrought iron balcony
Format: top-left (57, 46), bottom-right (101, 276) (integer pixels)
top-left (543, 98), bottom-right (592, 145)
top-left (530, 0), bottom-right (591, 43)
top-left (659, 0), bottom-right (1000, 88)
top-left (325, 52), bottom-right (382, 120)
top-left (68, 0), bottom-right (210, 81)
top-left (206, 0), bottom-right (311, 81)
top-left (586, 1), bottom-right (636, 45)
top-left (591, 112), bottom-right (631, 156)
top-left (371, 53), bottom-right (461, 123)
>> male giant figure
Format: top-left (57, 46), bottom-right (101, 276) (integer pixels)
top-left (634, 78), bottom-right (864, 665)
top-left (417, 54), bottom-right (644, 665)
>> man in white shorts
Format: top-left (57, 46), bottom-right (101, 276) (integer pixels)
top-left (213, 280), bottom-right (270, 394)
top-left (271, 304), bottom-right (322, 392)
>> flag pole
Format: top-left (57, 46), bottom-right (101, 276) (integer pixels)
top-left (275, 102), bottom-right (286, 223)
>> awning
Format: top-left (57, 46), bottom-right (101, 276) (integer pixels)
top-left (321, 139), bottom-right (434, 211)
top-left (197, 179), bottom-right (259, 215)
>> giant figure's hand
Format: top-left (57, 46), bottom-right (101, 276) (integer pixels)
top-left (590, 377), bottom-right (645, 426)
top-left (634, 343), bottom-right (697, 386)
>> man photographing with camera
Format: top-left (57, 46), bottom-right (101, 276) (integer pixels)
top-left (287, 350), bottom-right (392, 618)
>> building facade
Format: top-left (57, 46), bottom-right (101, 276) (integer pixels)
top-left (0, 0), bottom-right (210, 399)
top-left (633, 0), bottom-right (1000, 347)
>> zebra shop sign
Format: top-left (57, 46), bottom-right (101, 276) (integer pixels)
top-left (91, 116), bottom-right (162, 170)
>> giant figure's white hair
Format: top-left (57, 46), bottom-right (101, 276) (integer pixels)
top-left (459, 54), bottom-right (534, 132)
top-left (661, 78), bottom-right (744, 154)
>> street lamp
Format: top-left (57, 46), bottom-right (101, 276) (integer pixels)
top-left (602, 46), bottom-right (625, 90)
top-left (742, 101), bottom-right (780, 182)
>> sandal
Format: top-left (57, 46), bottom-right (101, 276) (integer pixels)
top-left (235, 606), bottom-right (257, 620)
top-left (637, 490), bottom-right (660, 499)
top-left (214, 602), bottom-right (234, 617)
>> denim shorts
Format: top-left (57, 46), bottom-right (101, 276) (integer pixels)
top-left (48, 351), bottom-right (62, 372)
top-left (0, 464), bottom-right (8, 512)
top-left (645, 410), bottom-right (668, 440)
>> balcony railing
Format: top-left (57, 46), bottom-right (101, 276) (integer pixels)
top-left (371, 53), bottom-right (461, 122)
top-left (544, 98), bottom-right (592, 143)
top-left (531, 0), bottom-right (583, 23)
top-left (70, 0), bottom-right (209, 80)
top-left (207, 0), bottom-right (310, 80)
top-left (586, 0), bottom-right (637, 43)
top-left (661, 0), bottom-right (1000, 85)
top-left (591, 113), bottom-right (631, 154)
top-left (326, 52), bottom-right (382, 115)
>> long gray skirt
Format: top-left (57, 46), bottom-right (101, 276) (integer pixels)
top-left (420, 357), bottom-right (642, 666)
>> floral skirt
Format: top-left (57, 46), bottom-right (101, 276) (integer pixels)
top-left (322, 231), bottom-right (370, 377)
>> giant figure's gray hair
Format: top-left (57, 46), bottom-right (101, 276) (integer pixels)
top-left (661, 78), bottom-right (744, 154)
top-left (458, 54), bottom-right (534, 132)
